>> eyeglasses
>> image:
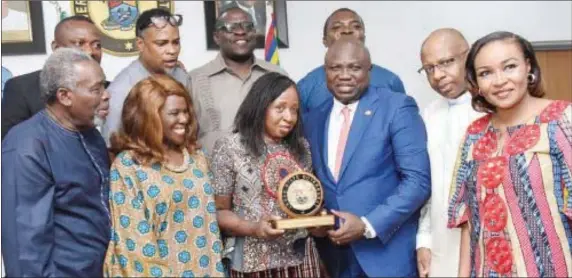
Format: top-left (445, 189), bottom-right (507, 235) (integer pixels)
top-left (214, 21), bottom-right (255, 33)
top-left (417, 50), bottom-right (468, 75)
top-left (139, 14), bottom-right (183, 34)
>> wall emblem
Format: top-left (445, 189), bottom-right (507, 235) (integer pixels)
top-left (71, 1), bottom-right (173, 56)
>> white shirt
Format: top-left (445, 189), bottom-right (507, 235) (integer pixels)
top-left (327, 99), bottom-right (376, 238)
top-left (416, 92), bottom-right (482, 277)
top-left (327, 99), bottom-right (359, 174)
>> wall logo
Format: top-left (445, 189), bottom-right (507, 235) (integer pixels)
top-left (71, 1), bottom-right (173, 56)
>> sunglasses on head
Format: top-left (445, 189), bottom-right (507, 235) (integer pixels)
top-left (215, 21), bottom-right (255, 33)
top-left (140, 14), bottom-right (183, 33)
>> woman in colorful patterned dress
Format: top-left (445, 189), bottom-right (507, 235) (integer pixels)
top-left (210, 72), bottom-right (323, 277)
top-left (103, 75), bottom-right (224, 277)
top-left (448, 31), bottom-right (572, 277)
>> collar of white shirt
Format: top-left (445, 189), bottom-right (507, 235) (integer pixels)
top-left (332, 98), bottom-right (360, 119)
top-left (446, 91), bottom-right (471, 107)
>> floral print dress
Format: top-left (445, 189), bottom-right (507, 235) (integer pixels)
top-left (210, 133), bottom-right (322, 277)
top-left (103, 149), bottom-right (225, 277)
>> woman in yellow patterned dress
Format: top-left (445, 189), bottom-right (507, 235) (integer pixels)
top-left (103, 75), bottom-right (225, 277)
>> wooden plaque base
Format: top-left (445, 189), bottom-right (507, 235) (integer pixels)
top-left (270, 214), bottom-right (335, 230)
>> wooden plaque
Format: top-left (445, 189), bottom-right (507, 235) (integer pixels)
top-left (270, 171), bottom-right (335, 229)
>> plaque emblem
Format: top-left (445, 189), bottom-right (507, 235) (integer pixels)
top-left (71, 0), bottom-right (174, 56)
top-left (261, 152), bottom-right (334, 230)
top-left (279, 172), bottom-right (323, 217)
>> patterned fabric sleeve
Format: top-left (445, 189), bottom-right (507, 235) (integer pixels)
top-left (556, 104), bottom-right (572, 219)
top-left (104, 152), bottom-right (170, 277)
top-left (211, 136), bottom-right (236, 196)
top-left (447, 133), bottom-right (471, 228)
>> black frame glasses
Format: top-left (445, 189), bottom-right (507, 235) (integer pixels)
top-left (214, 21), bottom-right (255, 33)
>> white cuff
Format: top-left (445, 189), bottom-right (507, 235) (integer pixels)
top-left (416, 233), bottom-right (432, 249)
top-left (361, 216), bottom-right (377, 239)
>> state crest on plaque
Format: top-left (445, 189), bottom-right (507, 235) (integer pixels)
top-left (71, 1), bottom-right (174, 56)
top-left (261, 152), bottom-right (334, 230)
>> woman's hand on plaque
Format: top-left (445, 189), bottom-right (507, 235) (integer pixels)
top-left (254, 215), bottom-right (285, 240)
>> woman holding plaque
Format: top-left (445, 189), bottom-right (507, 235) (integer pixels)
top-left (210, 72), bottom-right (322, 277)
top-left (103, 76), bottom-right (225, 277)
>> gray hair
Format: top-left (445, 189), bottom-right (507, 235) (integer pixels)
top-left (40, 47), bottom-right (94, 104)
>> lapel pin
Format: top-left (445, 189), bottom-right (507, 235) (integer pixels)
top-left (365, 110), bottom-right (372, 116)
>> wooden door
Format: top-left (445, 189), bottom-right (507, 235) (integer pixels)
top-left (534, 43), bottom-right (572, 102)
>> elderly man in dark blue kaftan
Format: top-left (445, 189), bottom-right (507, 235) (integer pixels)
top-left (1, 48), bottom-right (111, 277)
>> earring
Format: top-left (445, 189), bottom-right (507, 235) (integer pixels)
top-left (527, 73), bottom-right (536, 84)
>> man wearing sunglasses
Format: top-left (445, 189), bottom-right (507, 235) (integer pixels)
top-left (102, 8), bottom-right (188, 144)
top-left (188, 7), bottom-right (286, 155)
top-left (415, 28), bottom-right (482, 278)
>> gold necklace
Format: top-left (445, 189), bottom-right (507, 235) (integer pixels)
top-left (163, 148), bottom-right (190, 173)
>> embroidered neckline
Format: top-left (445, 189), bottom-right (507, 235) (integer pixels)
top-left (467, 100), bottom-right (569, 135)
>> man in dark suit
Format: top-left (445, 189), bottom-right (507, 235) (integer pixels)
top-left (305, 38), bottom-right (430, 277)
top-left (1, 15), bottom-right (109, 139)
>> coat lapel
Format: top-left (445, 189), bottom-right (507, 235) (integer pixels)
top-left (337, 88), bottom-right (380, 182)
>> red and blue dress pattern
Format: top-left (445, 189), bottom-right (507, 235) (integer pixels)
top-left (448, 100), bottom-right (572, 277)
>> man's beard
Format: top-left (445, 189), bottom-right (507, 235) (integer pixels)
top-left (93, 115), bottom-right (106, 131)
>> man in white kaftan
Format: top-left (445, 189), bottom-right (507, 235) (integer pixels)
top-left (416, 28), bottom-right (483, 277)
